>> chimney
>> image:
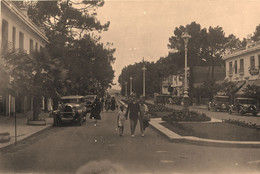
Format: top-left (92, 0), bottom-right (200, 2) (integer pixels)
top-left (20, 7), bottom-right (28, 18)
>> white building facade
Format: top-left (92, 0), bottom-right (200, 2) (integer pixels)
top-left (223, 41), bottom-right (260, 83)
top-left (1, 0), bottom-right (49, 115)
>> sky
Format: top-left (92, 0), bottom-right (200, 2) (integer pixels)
top-left (96, 0), bottom-right (260, 90)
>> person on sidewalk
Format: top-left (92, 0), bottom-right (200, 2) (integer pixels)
top-left (111, 97), bottom-right (117, 112)
top-left (125, 96), bottom-right (142, 137)
top-left (139, 98), bottom-right (149, 133)
top-left (117, 105), bottom-right (127, 136)
top-left (90, 96), bottom-right (102, 126)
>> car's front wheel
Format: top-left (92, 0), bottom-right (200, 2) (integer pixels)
top-left (78, 115), bottom-right (83, 126)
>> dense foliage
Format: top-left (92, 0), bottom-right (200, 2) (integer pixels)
top-left (119, 21), bottom-right (260, 98)
top-left (1, 0), bottom-right (115, 119)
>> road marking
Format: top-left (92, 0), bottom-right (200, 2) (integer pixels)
top-left (247, 160), bottom-right (260, 164)
top-left (156, 150), bottom-right (167, 153)
top-left (106, 144), bottom-right (116, 147)
top-left (160, 160), bottom-right (175, 163)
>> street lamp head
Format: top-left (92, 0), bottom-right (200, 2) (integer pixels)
top-left (130, 77), bottom-right (133, 80)
top-left (181, 31), bottom-right (191, 44)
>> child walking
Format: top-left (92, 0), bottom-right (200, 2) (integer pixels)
top-left (117, 105), bottom-right (127, 136)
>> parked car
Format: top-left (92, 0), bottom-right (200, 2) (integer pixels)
top-left (84, 95), bottom-right (97, 113)
top-left (208, 95), bottom-right (230, 112)
top-left (229, 97), bottom-right (258, 116)
top-left (53, 95), bottom-right (87, 126)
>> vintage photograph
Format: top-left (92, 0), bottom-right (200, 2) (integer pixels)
top-left (1, 0), bottom-right (260, 173)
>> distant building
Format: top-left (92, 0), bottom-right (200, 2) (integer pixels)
top-left (1, 0), bottom-right (49, 115)
top-left (161, 66), bottom-right (225, 104)
top-left (222, 39), bottom-right (260, 95)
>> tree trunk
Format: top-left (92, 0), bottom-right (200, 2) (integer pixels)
top-left (33, 96), bottom-right (41, 121)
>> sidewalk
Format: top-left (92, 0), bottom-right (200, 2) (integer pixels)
top-left (0, 111), bottom-right (53, 149)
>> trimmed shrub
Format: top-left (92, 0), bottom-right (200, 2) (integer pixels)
top-left (162, 109), bottom-right (211, 122)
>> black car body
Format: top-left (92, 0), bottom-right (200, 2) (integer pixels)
top-left (84, 95), bottom-right (97, 113)
top-left (53, 96), bottom-right (87, 126)
top-left (229, 97), bottom-right (258, 116)
top-left (208, 95), bottom-right (230, 112)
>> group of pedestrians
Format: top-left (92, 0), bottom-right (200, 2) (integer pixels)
top-left (89, 95), bottom-right (149, 137)
top-left (116, 96), bottom-right (149, 137)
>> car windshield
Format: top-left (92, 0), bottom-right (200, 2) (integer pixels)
top-left (61, 99), bottom-right (81, 104)
top-left (237, 99), bottom-right (256, 105)
top-left (214, 97), bottom-right (230, 102)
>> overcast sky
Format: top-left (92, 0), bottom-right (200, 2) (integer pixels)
top-left (96, 0), bottom-right (260, 89)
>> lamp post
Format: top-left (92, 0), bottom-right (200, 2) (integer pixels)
top-left (181, 30), bottom-right (191, 110)
top-left (130, 76), bottom-right (133, 95)
top-left (142, 58), bottom-right (147, 97)
top-left (125, 81), bottom-right (128, 97)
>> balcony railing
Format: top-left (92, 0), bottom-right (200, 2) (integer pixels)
top-left (239, 68), bottom-right (244, 75)
top-left (248, 66), bottom-right (259, 76)
top-left (228, 70), bottom-right (233, 77)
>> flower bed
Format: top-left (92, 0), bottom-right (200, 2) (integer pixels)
top-left (223, 119), bottom-right (259, 129)
top-left (162, 110), bottom-right (211, 122)
top-left (146, 103), bottom-right (173, 112)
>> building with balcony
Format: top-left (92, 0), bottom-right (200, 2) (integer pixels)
top-left (1, 0), bottom-right (49, 116)
top-left (222, 39), bottom-right (260, 94)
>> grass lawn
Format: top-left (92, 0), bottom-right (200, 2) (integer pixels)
top-left (161, 122), bottom-right (260, 141)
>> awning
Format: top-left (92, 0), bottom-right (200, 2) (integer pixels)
top-left (235, 81), bottom-right (246, 89)
top-left (236, 80), bottom-right (257, 95)
top-left (253, 79), bottom-right (260, 87)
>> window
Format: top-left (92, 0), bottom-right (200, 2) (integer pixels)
top-left (229, 62), bottom-right (233, 74)
top-left (239, 59), bottom-right (244, 73)
top-left (19, 32), bottom-right (24, 50)
top-left (250, 56), bottom-right (255, 69)
top-left (35, 42), bottom-right (38, 53)
top-left (12, 27), bottom-right (16, 50)
top-left (258, 55), bottom-right (260, 68)
top-left (29, 39), bottom-right (33, 55)
top-left (234, 60), bottom-right (237, 74)
top-left (2, 19), bottom-right (8, 52)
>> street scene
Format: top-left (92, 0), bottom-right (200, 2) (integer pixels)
top-left (1, 0), bottom-right (260, 174)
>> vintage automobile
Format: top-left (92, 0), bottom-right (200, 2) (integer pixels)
top-left (84, 95), bottom-right (97, 113)
top-left (53, 95), bottom-right (87, 126)
top-left (207, 95), bottom-right (230, 112)
top-left (229, 97), bottom-right (258, 116)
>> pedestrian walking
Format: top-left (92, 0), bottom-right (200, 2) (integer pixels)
top-left (90, 96), bottom-right (102, 126)
top-left (101, 97), bottom-right (104, 111)
top-left (125, 96), bottom-right (142, 137)
top-left (139, 98), bottom-right (149, 132)
top-left (105, 97), bottom-right (111, 111)
top-left (111, 97), bottom-right (117, 111)
top-left (117, 105), bottom-right (127, 136)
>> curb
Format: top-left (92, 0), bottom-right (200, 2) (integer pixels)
top-left (150, 118), bottom-right (260, 148)
top-left (0, 132), bottom-right (10, 143)
top-left (0, 125), bottom-right (52, 150)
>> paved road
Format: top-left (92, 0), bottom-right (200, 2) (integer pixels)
top-left (1, 109), bottom-right (260, 174)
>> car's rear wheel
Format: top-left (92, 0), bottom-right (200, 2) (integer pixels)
top-left (78, 115), bottom-right (83, 126)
